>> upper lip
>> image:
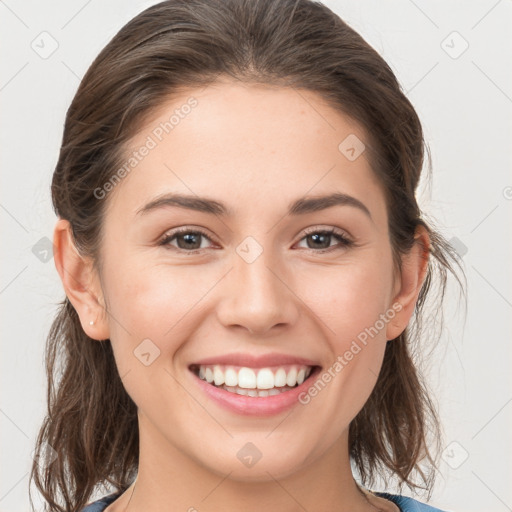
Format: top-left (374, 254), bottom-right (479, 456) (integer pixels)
top-left (190, 352), bottom-right (321, 368)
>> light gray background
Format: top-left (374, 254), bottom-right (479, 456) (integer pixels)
top-left (1, 1), bottom-right (511, 511)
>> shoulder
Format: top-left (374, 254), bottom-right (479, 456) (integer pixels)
top-left (80, 491), bottom-right (122, 512)
top-left (372, 491), bottom-right (452, 512)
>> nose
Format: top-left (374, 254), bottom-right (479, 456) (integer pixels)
top-left (216, 248), bottom-right (300, 336)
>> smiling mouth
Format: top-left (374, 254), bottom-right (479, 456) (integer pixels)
top-left (189, 364), bottom-right (322, 397)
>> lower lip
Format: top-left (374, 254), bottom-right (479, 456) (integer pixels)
top-left (190, 366), bottom-right (322, 417)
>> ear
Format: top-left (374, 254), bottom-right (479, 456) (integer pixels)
top-left (53, 218), bottom-right (110, 341)
top-left (385, 224), bottom-right (430, 341)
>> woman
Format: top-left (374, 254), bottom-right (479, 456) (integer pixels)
top-left (30, 0), bottom-right (464, 510)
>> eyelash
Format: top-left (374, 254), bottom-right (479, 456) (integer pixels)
top-left (158, 226), bottom-right (354, 254)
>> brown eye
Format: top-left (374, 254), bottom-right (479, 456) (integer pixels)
top-left (159, 228), bottom-right (214, 252)
top-left (296, 229), bottom-right (353, 252)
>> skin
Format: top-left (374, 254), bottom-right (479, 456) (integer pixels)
top-left (54, 79), bottom-right (429, 512)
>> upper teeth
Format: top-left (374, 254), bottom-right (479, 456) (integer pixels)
top-left (196, 365), bottom-right (313, 389)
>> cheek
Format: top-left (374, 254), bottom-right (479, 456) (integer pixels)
top-left (106, 255), bottom-right (192, 326)
top-left (299, 257), bottom-right (394, 343)
top-left (100, 259), bottom-right (205, 408)
top-left (295, 257), bottom-right (393, 412)
top-left (102, 254), bottom-right (223, 359)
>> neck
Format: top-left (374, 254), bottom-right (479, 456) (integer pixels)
top-left (115, 414), bottom-right (379, 512)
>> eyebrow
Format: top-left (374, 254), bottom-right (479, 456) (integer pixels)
top-left (136, 192), bottom-right (372, 220)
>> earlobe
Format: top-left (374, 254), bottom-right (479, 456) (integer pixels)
top-left (53, 218), bottom-right (110, 341)
top-left (385, 225), bottom-right (430, 341)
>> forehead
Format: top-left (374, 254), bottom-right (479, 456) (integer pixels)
top-left (105, 80), bottom-right (386, 224)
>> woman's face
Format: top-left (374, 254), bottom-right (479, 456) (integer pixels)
top-left (91, 80), bottom-right (407, 481)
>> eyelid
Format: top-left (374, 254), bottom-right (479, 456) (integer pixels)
top-left (300, 225), bottom-right (353, 241)
top-left (295, 226), bottom-right (354, 253)
top-left (158, 226), bottom-right (217, 247)
top-left (158, 225), bottom-right (355, 252)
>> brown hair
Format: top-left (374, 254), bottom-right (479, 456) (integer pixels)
top-left (30, 0), bottom-right (465, 510)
